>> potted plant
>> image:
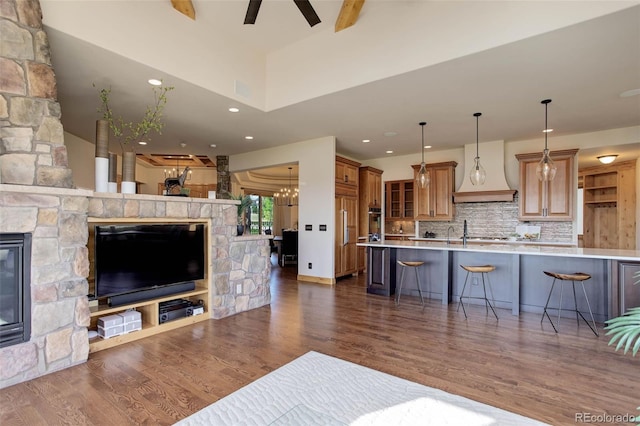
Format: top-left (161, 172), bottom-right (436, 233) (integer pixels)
top-left (231, 194), bottom-right (252, 235)
top-left (95, 83), bottom-right (173, 193)
top-left (604, 272), bottom-right (639, 424)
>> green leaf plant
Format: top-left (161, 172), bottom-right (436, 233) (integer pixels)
top-left (604, 270), bottom-right (640, 424)
top-left (95, 83), bottom-right (174, 152)
top-left (231, 194), bottom-right (252, 224)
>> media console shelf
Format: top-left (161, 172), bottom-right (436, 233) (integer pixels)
top-left (88, 282), bottom-right (209, 353)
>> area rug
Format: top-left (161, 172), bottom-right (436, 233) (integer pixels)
top-left (175, 351), bottom-right (546, 425)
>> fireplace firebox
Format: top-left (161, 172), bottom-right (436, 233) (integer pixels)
top-left (0, 233), bottom-right (32, 348)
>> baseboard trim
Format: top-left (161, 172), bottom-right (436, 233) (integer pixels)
top-left (297, 274), bottom-right (335, 285)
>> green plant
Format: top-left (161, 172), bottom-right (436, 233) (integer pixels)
top-left (231, 194), bottom-right (252, 224)
top-left (95, 83), bottom-right (174, 152)
top-left (604, 270), bottom-right (640, 424)
top-left (605, 270), bottom-right (640, 357)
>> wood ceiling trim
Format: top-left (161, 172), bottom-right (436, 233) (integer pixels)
top-left (335, 0), bottom-right (365, 32)
top-left (136, 153), bottom-right (216, 168)
top-left (171, 0), bottom-right (196, 20)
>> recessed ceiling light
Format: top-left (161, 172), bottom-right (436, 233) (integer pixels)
top-left (362, 139), bottom-right (370, 143)
top-left (138, 141), bottom-right (147, 145)
top-left (229, 107), bottom-right (240, 113)
top-left (383, 131), bottom-right (397, 137)
top-left (210, 144), bottom-right (217, 148)
top-left (245, 136), bottom-right (253, 140)
top-left (543, 128), bottom-right (554, 133)
top-left (386, 150), bottom-right (393, 154)
top-left (148, 79), bottom-right (162, 86)
top-left (424, 145), bottom-right (432, 149)
top-left (620, 88), bottom-right (640, 98)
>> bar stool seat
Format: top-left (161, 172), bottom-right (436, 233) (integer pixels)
top-left (541, 271), bottom-right (599, 336)
top-left (396, 261), bottom-right (425, 306)
top-left (457, 264), bottom-right (498, 320)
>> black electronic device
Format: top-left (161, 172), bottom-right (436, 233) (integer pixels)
top-left (158, 299), bottom-right (203, 324)
top-left (94, 223), bottom-right (205, 306)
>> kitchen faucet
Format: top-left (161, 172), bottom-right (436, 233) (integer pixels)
top-left (463, 220), bottom-right (469, 246)
top-left (446, 226), bottom-right (455, 245)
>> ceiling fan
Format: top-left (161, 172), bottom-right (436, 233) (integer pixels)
top-left (171, 0), bottom-right (364, 32)
top-left (244, 0), bottom-right (321, 27)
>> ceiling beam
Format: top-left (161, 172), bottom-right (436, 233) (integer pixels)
top-left (335, 0), bottom-right (365, 32)
top-left (171, 0), bottom-right (196, 20)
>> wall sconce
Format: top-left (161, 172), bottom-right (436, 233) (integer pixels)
top-left (597, 155), bottom-right (618, 164)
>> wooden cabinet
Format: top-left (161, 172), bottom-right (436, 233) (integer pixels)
top-left (580, 160), bottom-right (636, 249)
top-left (336, 157), bottom-right (359, 188)
top-left (385, 180), bottom-right (414, 219)
top-left (89, 283), bottom-right (209, 353)
top-left (335, 156), bottom-right (360, 279)
top-left (358, 166), bottom-right (383, 273)
top-left (515, 149), bottom-right (577, 221)
top-left (413, 161), bottom-right (457, 221)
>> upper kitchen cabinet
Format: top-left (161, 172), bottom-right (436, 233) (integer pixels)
top-left (412, 162), bottom-right (457, 221)
top-left (580, 159), bottom-right (636, 249)
top-left (385, 180), bottom-right (414, 219)
top-left (359, 166), bottom-right (383, 209)
top-left (516, 149), bottom-right (577, 221)
top-left (336, 156), bottom-right (359, 190)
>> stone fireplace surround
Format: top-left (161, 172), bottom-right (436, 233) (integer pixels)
top-left (0, 185), bottom-right (272, 389)
top-left (0, 0), bottom-right (271, 389)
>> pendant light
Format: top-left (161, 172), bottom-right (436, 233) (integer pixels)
top-left (536, 99), bottom-right (557, 182)
top-left (273, 167), bottom-right (299, 207)
top-left (469, 112), bottom-right (486, 185)
top-left (416, 121), bottom-right (430, 188)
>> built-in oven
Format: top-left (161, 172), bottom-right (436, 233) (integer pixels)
top-left (368, 208), bottom-right (381, 241)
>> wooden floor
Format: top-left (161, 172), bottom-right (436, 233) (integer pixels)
top-left (2, 257), bottom-right (639, 425)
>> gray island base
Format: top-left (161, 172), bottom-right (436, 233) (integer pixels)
top-left (358, 240), bottom-right (640, 322)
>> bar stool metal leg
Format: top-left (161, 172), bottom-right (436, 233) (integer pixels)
top-left (541, 271), bottom-right (599, 337)
top-left (414, 265), bottom-right (425, 306)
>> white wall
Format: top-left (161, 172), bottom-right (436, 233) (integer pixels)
top-left (231, 137), bottom-right (336, 280)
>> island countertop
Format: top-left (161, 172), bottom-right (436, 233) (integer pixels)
top-left (358, 239), bottom-right (640, 262)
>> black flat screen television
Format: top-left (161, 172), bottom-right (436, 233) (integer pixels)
top-left (94, 223), bottom-right (205, 302)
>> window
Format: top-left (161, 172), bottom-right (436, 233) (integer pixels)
top-left (248, 194), bottom-right (274, 235)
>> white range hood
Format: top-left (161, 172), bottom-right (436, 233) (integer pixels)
top-left (453, 140), bottom-right (516, 203)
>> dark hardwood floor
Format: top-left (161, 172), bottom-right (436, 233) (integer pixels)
top-left (2, 256), bottom-right (638, 425)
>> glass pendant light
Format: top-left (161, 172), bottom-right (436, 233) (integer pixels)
top-left (416, 121), bottom-right (430, 188)
top-left (536, 99), bottom-right (557, 182)
top-left (469, 112), bottom-right (486, 185)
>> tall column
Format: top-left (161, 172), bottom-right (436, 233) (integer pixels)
top-left (216, 155), bottom-right (230, 198)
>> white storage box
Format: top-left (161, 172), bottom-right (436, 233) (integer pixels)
top-left (98, 324), bottom-right (124, 339)
top-left (98, 314), bottom-right (123, 329)
top-left (118, 310), bottom-right (142, 334)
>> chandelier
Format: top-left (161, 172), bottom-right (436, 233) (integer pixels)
top-left (164, 155), bottom-right (192, 181)
top-left (274, 167), bottom-right (299, 207)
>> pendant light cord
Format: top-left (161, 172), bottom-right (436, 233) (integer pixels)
top-left (542, 99), bottom-right (551, 151)
top-left (420, 122), bottom-right (426, 163)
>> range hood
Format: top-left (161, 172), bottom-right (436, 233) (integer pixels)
top-left (453, 140), bottom-right (516, 203)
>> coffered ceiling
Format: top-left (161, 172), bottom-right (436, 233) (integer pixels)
top-left (41, 1), bottom-right (640, 176)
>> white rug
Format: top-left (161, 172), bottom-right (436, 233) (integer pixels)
top-left (175, 351), bottom-right (547, 426)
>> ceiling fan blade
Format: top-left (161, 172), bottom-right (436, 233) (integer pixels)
top-left (335, 0), bottom-right (364, 32)
top-left (244, 0), bottom-right (263, 25)
top-left (294, 0), bottom-right (321, 27)
top-left (171, 0), bottom-right (196, 20)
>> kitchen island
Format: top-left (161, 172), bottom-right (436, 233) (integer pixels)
top-left (357, 239), bottom-right (640, 321)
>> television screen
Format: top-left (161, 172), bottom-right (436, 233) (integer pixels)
top-left (95, 223), bottom-right (205, 299)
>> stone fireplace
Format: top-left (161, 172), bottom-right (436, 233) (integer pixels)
top-left (0, 0), bottom-right (271, 389)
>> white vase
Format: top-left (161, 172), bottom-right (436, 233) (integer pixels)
top-left (94, 120), bottom-right (109, 192)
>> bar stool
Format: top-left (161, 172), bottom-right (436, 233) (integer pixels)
top-left (396, 261), bottom-right (425, 306)
top-left (541, 271), bottom-right (599, 336)
top-left (457, 265), bottom-right (498, 320)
